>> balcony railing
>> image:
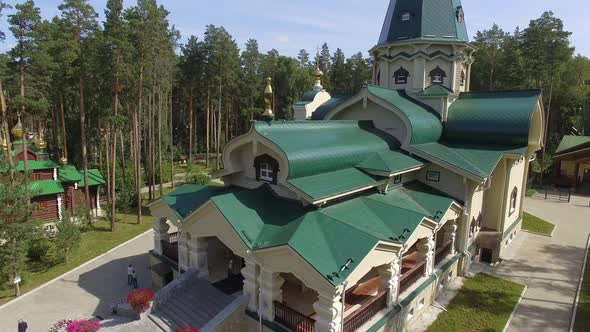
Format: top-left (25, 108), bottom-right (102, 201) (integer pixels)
top-left (343, 290), bottom-right (388, 332)
top-left (399, 260), bottom-right (426, 294)
top-left (274, 301), bottom-right (316, 332)
top-left (435, 239), bottom-right (453, 266)
top-left (162, 232), bottom-right (179, 263)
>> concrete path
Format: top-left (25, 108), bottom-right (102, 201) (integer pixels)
top-left (0, 230), bottom-right (155, 331)
top-left (495, 195), bottom-right (590, 331)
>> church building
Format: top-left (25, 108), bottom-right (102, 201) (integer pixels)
top-left (146, 1), bottom-right (545, 331)
top-left (1, 116), bottom-right (105, 225)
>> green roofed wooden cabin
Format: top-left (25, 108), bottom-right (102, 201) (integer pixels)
top-left (146, 1), bottom-right (545, 332)
top-left (552, 135), bottom-right (590, 192)
top-left (1, 124), bottom-right (105, 225)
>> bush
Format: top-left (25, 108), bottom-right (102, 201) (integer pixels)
top-left (186, 173), bottom-right (210, 185)
top-left (127, 289), bottom-right (155, 314)
top-left (27, 236), bottom-right (53, 264)
top-left (116, 185), bottom-right (137, 210)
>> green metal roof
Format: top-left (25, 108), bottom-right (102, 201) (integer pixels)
top-left (15, 160), bottom-right (59, 171)
top-left (255, 121), bottom-right (400, 179)
top-left (30, 180), bottom-right (64, 196)
top-left (411, 142), bottom-right (527, 178)
top-left (445, 90), bottom-right (542, 146)
top-left (161, 182), bottom-right (456, 285)
top-left (417, 84), bottom-right (454, 98)
top-left (367, 85), bottom-right (443, 144)
top-left (378, 0), bottom-right (469, 45)
top-left (79, 169), bottom-right (106, 187)
top-left (311, 93), bottom-right (355, 120)
top-left (554, 136), bottom-right (590, 156)
top-left (58, 165), bottom-right (83, 182)
top-left (357, 150), bottom-right (424, 174)
top-left (288, 168), bottom-right (380, 201)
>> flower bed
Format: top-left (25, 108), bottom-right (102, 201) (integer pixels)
top-left (48, 319), bottom-right (100, 332)
top-left (175, 328), bottom-right (200, 332)
top-left (127, 288), bottom-right (155, 314)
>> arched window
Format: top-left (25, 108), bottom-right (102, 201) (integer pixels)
top-left (254, 154), bottom-right (280, 185)
top-left (509, 187), bottom-right (518, 215)
top-left (429, 66), bottom-right (446, 84)
top-left (394, 66), bottom-right (410, 84)
top-left (460, 71), bottom-right (466, 86)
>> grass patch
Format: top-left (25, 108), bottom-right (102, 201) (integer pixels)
top-left (525, 189), bottom-right (537, 197)
top-left (427, 274), bottom-right (524, 332)
top-left (0, 212), bottom-right (152, 305)
top-left (575, 246), bottom-right (590, 331)
top-left (522, 212), bottom-right (555, 235)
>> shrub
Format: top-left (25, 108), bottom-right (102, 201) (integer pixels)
top-left (127, 288), bottom-right (155, 314)
top-left (186, 173), bottom-right (210, 185)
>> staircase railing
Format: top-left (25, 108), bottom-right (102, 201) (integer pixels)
top-left (274, 301), bottom-right (316, 332)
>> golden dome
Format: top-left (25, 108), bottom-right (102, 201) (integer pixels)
top-left (59, 156), bottom-right (68, 166)
top-left (36, 134), bottom-right (47, 151)
top-left (262, 77), bottom-right (274, 118)
top-left (11, 116), bottom-right (23, 140)
top-left (314, 63), bottom-right (323, 80)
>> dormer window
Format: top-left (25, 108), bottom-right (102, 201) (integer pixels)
top-left (259, 163), bottom-right (273, 182)
top-left (429, 66), bottom-right (446, 85)
top-left (401, 12), bottom-right (411, 21)
top-left (254, 154), bottom-right (279, 185)
top-left (394, 67), bottom-right (410, 84)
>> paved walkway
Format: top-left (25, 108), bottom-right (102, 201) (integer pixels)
top-left (0, 230), bottom-right (154, 331)
top-left (495, 195), bottom-right (590, 331)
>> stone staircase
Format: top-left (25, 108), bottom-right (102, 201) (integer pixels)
top-left (148, 273), bottom-right (237, 331)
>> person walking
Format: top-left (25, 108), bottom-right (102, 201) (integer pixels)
top-left (132, 270), bottom-right (138, 289)
top-left (17, 319), bottom-right (28, 332)
top-left (127, 264), bottom-right (133, 286)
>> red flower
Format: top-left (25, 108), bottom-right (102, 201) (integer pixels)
top-left (127, 289), bottom-right (155, 314)
top-left (175, 328), bottom-right (200, 332)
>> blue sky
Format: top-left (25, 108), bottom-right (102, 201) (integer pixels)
top-left (0, 0), bottom-right (587, 57)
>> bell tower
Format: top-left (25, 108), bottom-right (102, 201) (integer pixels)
top-left (371, 0), bottom-right (475, 120)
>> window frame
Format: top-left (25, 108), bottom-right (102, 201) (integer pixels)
top-left (401, 12), bottom-right (411, 21)
top-left (509, 187), bottom-right (518, 215)
top-left (254, 154), bottom-right (280, 185)
top-left (429, 66), bottom-right (447, 85)
top-left (426, 171), bottom-right (440, 182)
top-left (393, 66), bottom-right (410, 85)
top-left (393, 174), bottom-right (403, 184)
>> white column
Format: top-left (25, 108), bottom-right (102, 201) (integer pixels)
top-left (378, 255), bottom-right (401, 308)
top-left (417, 236), bottom-right (435, 277)
top-left (241, 258), bottom-right (261, 312)
top-left (313, 287), bottom-right (343, 332)
top-left (152, 218), bottom-right (170, 255)
top-left (57, 194), bottom-right (63, 221)
top-left (178, 231), bottom-right (190, 272)
top-left (188, 236), bottom-right (209, 278)
top-left (444, 220), bottom-right (459, 255)
top-left (259, 267), bottom-right (285, 321)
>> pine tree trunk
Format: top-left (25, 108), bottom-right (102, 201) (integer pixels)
top-left (80, 77), bottom-right (92, 222)
top-left (206, 91), bottom-right (210, 169)
top-left (0, 80), bottom-right (15, 175)
top-left (158, 85), bottom-right (163, 197)
top-left (136, 62), bottom-right (144, 224)
top-left (111, 78), bottom-right (119, 232)
top-left (188, 92), bottom-right (193, 171)
top-left (60, 94), bottom-right (68, 160)
top-left (169, 83), bottom-right (174, 189)
top-left (217, 100), bottom-right (221, 171)
top-left (105, 131), bottom-right (111, 203)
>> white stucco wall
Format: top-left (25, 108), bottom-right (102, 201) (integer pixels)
top-left (503, 159), bottom-right (526, 233)
top-left (330, 99), bottom-right (408, 143)
top-left (482, 160), bottom-right (506, 231)
top-left (418, 164), bottom-right (465, 202)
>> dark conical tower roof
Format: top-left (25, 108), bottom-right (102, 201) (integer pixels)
top-left (378, 0), bottom-right (469, 45)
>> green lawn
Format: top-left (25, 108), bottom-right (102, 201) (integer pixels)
top-left (575, 249), bottom-right (590, 331)
top-left (525, 189), bottom-right (537, 197)
top-left (427, 274), bottom-right (524, 332)
top-left (522, 212), bottom-right (555, 236)
top-left (0, 213), bottom-right (152, 305)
